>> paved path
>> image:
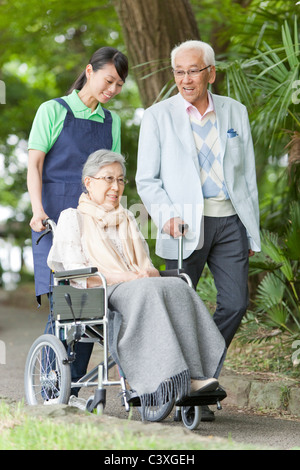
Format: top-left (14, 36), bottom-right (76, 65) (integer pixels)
top-left (1, 302), bottom-right (300, 450)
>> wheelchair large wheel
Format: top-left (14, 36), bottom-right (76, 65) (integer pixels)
top-left (25, 334), bottom-right (71, 406)
top-left (181, 405), bottom-right (201, 430)
top-left (138, 399), bottom-right (175, 422)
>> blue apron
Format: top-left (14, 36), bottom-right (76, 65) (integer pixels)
top-left (31, 98), bottom-right (113, 298)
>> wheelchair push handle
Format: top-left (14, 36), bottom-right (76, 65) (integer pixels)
top-left (178, 223), bottom-right (189, 235)
top-left (35, 218), bottom-right (56, 245)
top-left (177, 223), bottom-right (189, 270)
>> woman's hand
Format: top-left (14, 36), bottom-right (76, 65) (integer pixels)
top-left (112, 269), bottom-right (160, 282)
top-left (88, 267), bottom-right (160, 287)
top-left (136, 267), bottom-right (160, 278)
top-left (30, 210), bottom-right (49, 232)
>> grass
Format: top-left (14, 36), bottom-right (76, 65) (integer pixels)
top-left (0, 401), bottom-right (269, 451)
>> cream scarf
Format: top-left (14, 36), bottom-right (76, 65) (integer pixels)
top-left (77, 193), bottom-right (152, 275)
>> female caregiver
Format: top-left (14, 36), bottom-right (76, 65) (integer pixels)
top-left (27, 47), bottom-right (128, 301)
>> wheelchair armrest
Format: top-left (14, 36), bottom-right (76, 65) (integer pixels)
top-left (159, 269), bottom-right (194, 288)
top-left (54, 267), bottom-right (98, 280)
top-left (159, 269), bottom-right (185, 277)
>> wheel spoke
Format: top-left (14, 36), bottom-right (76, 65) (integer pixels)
top-left (25, 335), bottom-right (71, 406)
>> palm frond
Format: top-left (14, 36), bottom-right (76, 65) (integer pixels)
top-left (261, 229), bottom-right (294, 282)
top-left (249, 251), bottom-right (282, 275)
top-left (265, 303), bottom-right (291, 331)
top-left (255, 272), bottom-right (285, 311)
top-left (285, 201), bottom-right (300, 261)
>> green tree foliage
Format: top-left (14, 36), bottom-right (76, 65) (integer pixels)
top-left (0, 0), bottom-right (299, 307)
top-left (0, 0), bottom-right (139, 232)
top-left (243, 203), bottom-right (300, 339)
top-left (0, 0), bottom-right (142, 281)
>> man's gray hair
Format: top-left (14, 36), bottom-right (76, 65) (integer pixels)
top-left (171, 40), bottom-right (215, 69)
top-left (82, 149), bottom-right (126, 186)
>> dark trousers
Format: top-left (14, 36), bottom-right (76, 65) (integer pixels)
top-left (166, 215), bottom-right (249, 348)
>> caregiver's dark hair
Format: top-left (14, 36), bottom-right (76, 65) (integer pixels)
top-left (68, 47), bottom-right (129, 94)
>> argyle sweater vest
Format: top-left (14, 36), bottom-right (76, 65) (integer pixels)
top-left (190, 112), bottom-right (235, 217)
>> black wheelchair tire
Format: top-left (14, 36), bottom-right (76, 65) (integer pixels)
top-left (181, 405), bottom-right (202, 430)
top-left (138, 399), bottom-right (175, 422)
top-left (24, 334), bottom-right (71, 406)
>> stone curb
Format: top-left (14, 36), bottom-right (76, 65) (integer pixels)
top-left (220, 369), bottom-right (300, 417)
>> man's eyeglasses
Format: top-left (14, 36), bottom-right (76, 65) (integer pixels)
top-left (173, 65), bottom-right (211, 78)
top-left (90, 175), bottom-right (128, 186)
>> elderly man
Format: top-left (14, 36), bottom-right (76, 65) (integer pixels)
top-left (136, 40), bottom-right (260, 351)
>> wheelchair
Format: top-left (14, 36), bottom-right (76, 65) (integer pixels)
top-left (24, 219), bottom-right (226, 430)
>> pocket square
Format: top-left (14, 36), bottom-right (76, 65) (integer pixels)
top-left (227, 128), bottom-right (238, 138)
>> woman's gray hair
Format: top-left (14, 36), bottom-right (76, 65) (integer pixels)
top-left (171, 40), bottom-right (215, 69)
top-left (82, 149), bottom-right (126, 187)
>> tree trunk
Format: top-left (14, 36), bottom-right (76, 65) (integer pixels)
top-left (113, 0), bottom-right (200, 108)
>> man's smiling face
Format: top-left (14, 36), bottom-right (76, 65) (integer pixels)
top-left (173, 49), bottom-right (216, 112)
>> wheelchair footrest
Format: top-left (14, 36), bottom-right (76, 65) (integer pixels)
top-left (123, 387), bottom-right (227, 409)
top-left (175, 387), bottom-right (227, 407)
top-left (123, 390), bottom-right (141, 407)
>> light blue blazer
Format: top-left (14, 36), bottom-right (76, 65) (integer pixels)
top-left (136, 92), bottom-right (261, 260)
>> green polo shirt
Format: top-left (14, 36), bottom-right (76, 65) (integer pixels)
top-left (28, 89), bottom-right (121, 154)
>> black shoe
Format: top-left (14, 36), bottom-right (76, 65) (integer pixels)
top-left (201, 405), bottom-right (215, 422)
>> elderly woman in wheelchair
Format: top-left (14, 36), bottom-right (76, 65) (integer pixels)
top-left (25, 149), bottom-right (226, 429)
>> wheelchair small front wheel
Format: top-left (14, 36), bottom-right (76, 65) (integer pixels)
top-left (86, 388), bottom-right (106, 415)
top-left (24, 334), bottom-right (71, 406)
top-left (181, 405), bottom-right (201, 430)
